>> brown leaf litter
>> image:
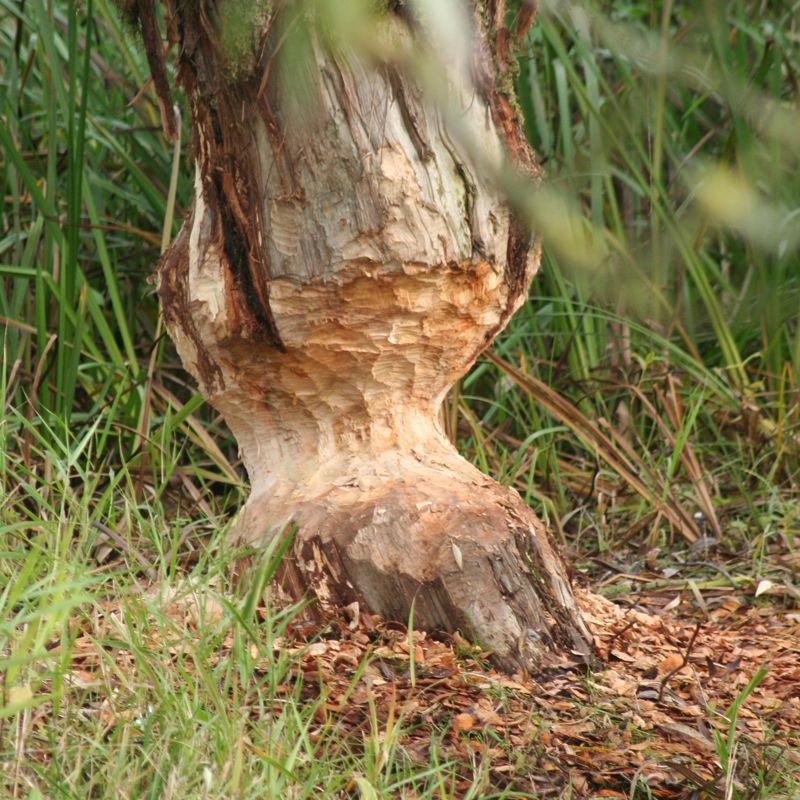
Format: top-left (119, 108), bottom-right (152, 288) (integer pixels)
top-left (18, 582), bottom-right (800, 798)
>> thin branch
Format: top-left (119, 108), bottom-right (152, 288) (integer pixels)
top-left (658, 620), bottom-right (702, 703)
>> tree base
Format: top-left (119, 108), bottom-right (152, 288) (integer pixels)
top-left (235, 453), bottom-right (596, 673)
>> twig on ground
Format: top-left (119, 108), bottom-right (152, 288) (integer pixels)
top-left (605, 616), bottom-right (638, 661)
top-left (90, 521), bottom-right (156, 580)
top-left (658, 620), bottom-right (703, 703)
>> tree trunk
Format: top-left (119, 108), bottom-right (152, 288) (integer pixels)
top-left (139, 0), bottom-right (594, 672)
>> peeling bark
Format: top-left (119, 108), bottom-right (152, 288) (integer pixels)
top-left (147, 1), bottom-right (595, 671)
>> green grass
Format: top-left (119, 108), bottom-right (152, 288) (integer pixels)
top-left (1, 0), bottom-right (799, 796)
top-left (461, 0), bottom-right (800, 562)
top-left (0, 419), bottom-right (533, 798)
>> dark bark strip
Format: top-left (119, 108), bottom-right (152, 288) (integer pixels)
top-left (504, 215), bottom-right (533, 314)
top-left (214, 177), bottom-right (284, 348)
top-left (132, 0), bottom-right (177, 139)
top-left (476, 1), bottom-right (542, 315)
top-left (385, 65), bottom-right (434, 163)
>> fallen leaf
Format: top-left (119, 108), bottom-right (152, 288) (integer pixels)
top-left (610, 649), bottom-right (635, 662)
top-left (755, 579), bottom-right (774, 597)
top-left (8, 685), bottom-right (33, 705)
top-left (552, 721), bottom-right (596, 738)
top-left (452, 712), bottom-right (474, 733)
top-left (305, 642), bottom-right (329, 657)
top-left (658, 654), bottom-right (684, 674)
top-left (569, 770), bottom-right (589, 793)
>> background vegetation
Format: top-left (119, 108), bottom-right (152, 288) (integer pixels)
top-left (1, 0), bottom-right (798, 796)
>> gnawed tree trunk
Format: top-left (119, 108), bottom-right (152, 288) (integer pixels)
top-left (134, 0), bottom-right (594, 671)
